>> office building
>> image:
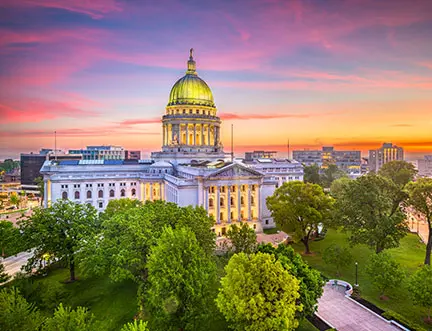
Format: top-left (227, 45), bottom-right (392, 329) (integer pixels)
top-left (368, 143), bottom-right (404, 172)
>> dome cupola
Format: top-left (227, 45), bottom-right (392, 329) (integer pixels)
top-left (167, 48), bottom-right (215, 108)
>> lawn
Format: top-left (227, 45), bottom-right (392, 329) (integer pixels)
top-left (5, 256), bottom-right (320, 331)
top-left (291, 229), bottom-right (428, 329)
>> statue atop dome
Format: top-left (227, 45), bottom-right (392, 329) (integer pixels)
top-left (189, 48), bottom-right (194, 59)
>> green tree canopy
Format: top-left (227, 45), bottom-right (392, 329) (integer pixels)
top-left (100, 198), bottom-right (142, 222)
top-left (323, 244), bottom-right (353, 276)
top-left (19, 200), bottom-right (100, 281)
top-left (378, 160), bottom-right (417, 188)
top-left (41, 303), bottom-right (96, 331)
top-left (303, 164), bottom-right (321, 185)
top-left (226, 223), bottom-right (257, 254)
top-left (146, 227), bottom-right (217, 331)
top-left (321, 164), bottom-right (346, 188)
top-left (121, 320), bottom-right (150, 331)
top-left (332, 174), bottom-right (408, 253)
top-left (9, 192), bottom-right (20, 208)
top-left (257, 244), bottom-right (323, 319)
top-left (329, 177), bottom-right (352, 198)
top-left (408, 265), bottom-right (432, 321)
top-left (79, 200), bottom-right (216, 284)
top-left (0, 287), bottom-right (43, 331)
top-left (266, 181), bottom-right (334, 254)
top-left (0, 261), bottom-right (10, 283)
top-left (0, 220), bottom-right (21, 257)
top-left (217, 252), bottom-right (301, 331)
top-left (407, 178), bottom-right (432, 265)
top-left (366, 252), bottom-right (405, 298)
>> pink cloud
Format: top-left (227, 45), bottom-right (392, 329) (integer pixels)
top-left (118, 118), bottom-right (161, 126)
top-left (219, 112), bottom-right (309, 120)
top-left (2, 0), bottom-right (122, 19)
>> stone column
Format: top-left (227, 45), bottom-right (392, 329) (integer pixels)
top-left (216, 185), bottom-right (220, 224)
top-left (197, 177), bottom-right (203, 206)
top-left (201, 124), bottom-right (205, 146)
top-left (193, 123), bottom-right (196, 145)
top-left (204, 186), bottom-right (208, 212)
top-left (257, 184), bottom-right (260, 220)
top-left (160, 182), bottom-right (164, 201)
top-left (140, 182), bottom-right (145, 202)
top-left (227, 186), bottom-right (231, 223)
top-left (237, 184), bottom-right (241, 221)
top-left (207, 125), bottom-right (211, 146)
top-left (162, 124), bottom-right (166, 146)
top-left (150, 183), bottom-right (153, 201)
top-left (248, 184), bottom-right (252, 221)
top-left (186, 123), bottom-right (189, 145)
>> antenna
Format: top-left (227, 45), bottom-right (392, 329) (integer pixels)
top-left (231, 124), bottom-right (234, 162)
top-left (287, 138), bottom-right (290, 160)
top-left (55, 131), bottom-right (57, 161)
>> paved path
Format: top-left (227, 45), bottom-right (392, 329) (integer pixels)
top-left (1, 250), bottom-right (33, 276)
top-left (317, 284), bottom-right (400, 331)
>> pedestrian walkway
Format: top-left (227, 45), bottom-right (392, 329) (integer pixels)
top-left (1, 250), bottom-right (33, 276)
top-left (317, 284), bottom-right (400, 331)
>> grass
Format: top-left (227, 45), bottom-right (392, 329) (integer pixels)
top-left (263, 227), bottom-right (279, 234)
top-left (297, 319), bottom-right (319, 331)
top-left (291, 229), bottom-right (428, 329)
top-left (27, 268), bottom-right (138, 331)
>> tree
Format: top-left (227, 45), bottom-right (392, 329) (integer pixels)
top-left (79, 201), bottom-right (215, 283)
top-left (303, 164), bottom-right (321, 185)
top-left (329, 177), bottom-right (351, 198)
top-left (0, 261), bottom-right (10, 283)
top-left (121, 320), bottom-right (150, 331)
top-left (216, 252), bottom-right (300, 331)
top-left (0, 220), bottom-right (21, 257)
top-left (332, 174), bottom-right (408, 253)
top-left (100, 198), bottom-right (142, 222)
top-left (258, 244), bottom-right (323, 319)
top-left (19, 200), bottom-right (99, 282)
top-left (34, 176), bottom-right (44, 205)
top-left (42, 303), bottom-right (96, 331)
top-left (407, 178), bottom-right (432, 265)
top-left (9, 192), bottom-right (20, 209)
top-left (321, 164), bottom-right (346, 188)
top-left (323, 244), bottom-right (353, 276)
top-left (226, 223), bottom-right (257, 254)
top-left (408, 265), bottom-right (432, 322)
top-left (366, 252), bottom-right (405, 299)
top-left (378, 160), bottom-right (417, 188)
top-left (266, 181), bottom-right (334, 254)
top-left (0, 287), bottom-right (43, 331)
top-left (146, 227), bottom-right (217, 331)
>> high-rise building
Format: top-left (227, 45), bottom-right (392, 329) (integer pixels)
top-left (20, 150), bottom-right (82, 186)
top-left (293, 146), bottom-right (361, 174)
top-left (125, 150), bottom-right (141, 160)
top-left (244, 151), bottom-right (277, 161)
top-left (69, 146), bottom-right (125, 160)
top-left (368, 143), bottom-right (404, 172)
top-left (417, 155), bottom-right (432, 178)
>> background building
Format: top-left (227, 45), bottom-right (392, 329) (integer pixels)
top-left (21, 149), bottom-right (81, 186)
top-left (293, 146), bottom-right (361, 174)
top-left (125, 150), bottom-right (141, 160)
top-left (417, 155), bottom-right (432, 178)
top-left (368, 143), bottom-right (404, 172)
top-left (69, 146), bottom-right (125, 160)
top-left (244, 151), bottom-right (277, 161)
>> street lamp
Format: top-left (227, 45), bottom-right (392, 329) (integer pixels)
top-left (355, 262), bottom-right (359, 287)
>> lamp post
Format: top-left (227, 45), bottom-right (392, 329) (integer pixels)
top-left (355, 262), bottom-right (359, 287)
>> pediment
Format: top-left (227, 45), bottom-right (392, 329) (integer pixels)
top-left (205, 163), bottom-right (263, 179)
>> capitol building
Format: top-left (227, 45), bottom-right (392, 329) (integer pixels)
top-left (41, 50), bottom-right (303, 236)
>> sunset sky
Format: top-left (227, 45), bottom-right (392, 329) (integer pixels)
top-left (1, 0), bottom-right (432, 160)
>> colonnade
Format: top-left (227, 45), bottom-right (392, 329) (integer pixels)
top-left (205, 183), bottom-right (259, 226)
top-left (140, 182), bottom-right (164, 201)
top-left (163, 123), bottom-right (219, 146)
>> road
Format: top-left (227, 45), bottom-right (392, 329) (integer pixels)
top-left (1, 250), bottom-right (34, 276)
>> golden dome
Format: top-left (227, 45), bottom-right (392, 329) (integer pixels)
top-left (167, 49), bottom-right (215, 108)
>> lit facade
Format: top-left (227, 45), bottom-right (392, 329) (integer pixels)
top-left (41, 50), bottom-right (303, 235)
top-left (69, 146), bottom-right (125, 160)
top-left (368, 143), bottom-right (404, 172)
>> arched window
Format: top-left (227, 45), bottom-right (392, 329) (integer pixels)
top-left (251, 196), bottom-right (255, 205)
top-left (74, 191), bottom-right (80, 200)
top-left (230, 197), bottom-right (234, 206)
top-left (241, 196), bottom-right (245, 206)
top-left (209, 198), bottom-right (214, 207)
top-left (131, 188), bottom-right (136, 197)
top-left (62, 191), bottom-right (68, 200)
top-left (220, 197), bottom-right (224, 207)
top-left (120, 189), bottom-right (125, 197)
top-left (98, 190), bottom-right (103, 198)
top-left (87, 190), bottom-right (92, 199)
top-left (109, 189), bottom-right (115, 198)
